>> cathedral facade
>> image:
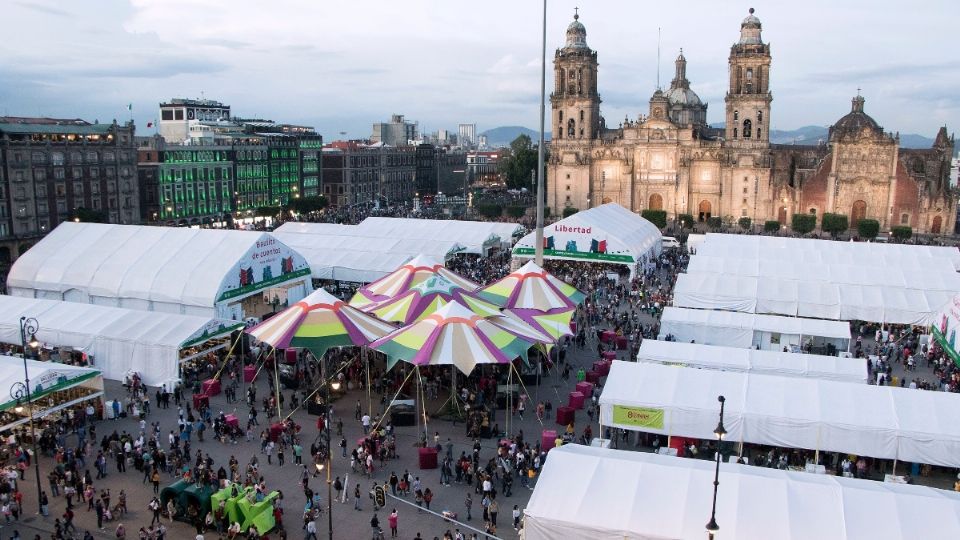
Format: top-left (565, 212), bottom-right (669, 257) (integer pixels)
top-left (548, 9), bottom-right (956, 235)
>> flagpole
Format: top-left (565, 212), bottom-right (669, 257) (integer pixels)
top-left (534, 0), bottom-right (547, 266)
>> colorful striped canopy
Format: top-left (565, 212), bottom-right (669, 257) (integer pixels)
top-left (349, 254), bottom-right (479, 308)
top-left (370, 301), bottom-right (549, 375)
top-left (246, 288), bottom-right (397, 357)
top-left (503, 308), bottom-right (577, 342)
top-left (477, 260), bottom-right (584, 311)
top-left (362, 274), bottom-right (502, 325)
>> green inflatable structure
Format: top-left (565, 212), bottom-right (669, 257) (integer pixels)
top-left (207, 483), bottom-right (279, 535)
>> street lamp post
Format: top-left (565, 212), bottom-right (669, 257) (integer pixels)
top-left (15, 317), bottom-right (43, 514)
top-left (316, 380), bottom-right (341, 539)
top-left (706, 395), bottom-right (726, 539)
top-left (534, 0), bottom-right (547, 266)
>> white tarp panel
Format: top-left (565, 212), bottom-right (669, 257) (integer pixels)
top-left (599, 361), bottom-right (960, 467)
top-left (7, 223), bottom-right (312, 317)
top-left (658, 307), bottom-right (850, 351)
top-left (676, 271), bottom-right (941, 325)
top-left (355, 217), bottom-right (501, 254)
top-left (695, 233), bottom-right (960, 270)
top-left (524, 445), bottom-right (960, 540)
top-left (513, 203), bottom-right (662, 268)
top-left (0, 295), bottom-right (237, 386)
top-left (637, 340), bottom-right (868, 383)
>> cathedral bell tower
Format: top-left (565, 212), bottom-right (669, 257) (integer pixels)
top-left (725, 8), bottom-right (772, 146)
top-left (551, 10), bottom-right (601, 141)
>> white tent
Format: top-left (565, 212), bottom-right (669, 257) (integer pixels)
top-left (931, 294), bottom-right (960, 367)
top-left (0, 295), bottom-right (241, 386)
top-left (0, 355), bottom-right (104, 432)
top-left (273, 224), bottom-right (467, 282)
top-left (658, 307), bottom-right (851, 352)
top-left (599, 361), bottom-right (960, 467)
top-left (695, 233), bottom-right (960, 270)
top-left (6, 223), bottom-right (312, 319)
top-left (524, 445), bottom-right (960, 540)
top-left (513, 203), bottom-right (661, 271)
top-left (636, 340), bottom-right (868, 383)
top-left (355, 217), bottom-right (502, 255)
top-left (674, 273), bottom-right (952, 326)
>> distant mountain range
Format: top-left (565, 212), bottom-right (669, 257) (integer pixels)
top-left (480, 126), bottom-right (550, 147)
top-left (482, 124), bottom-right (940, 150)
top-left (709, 123), bottom-right (937, 149)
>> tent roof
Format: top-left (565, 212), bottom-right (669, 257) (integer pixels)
top-left (636, 340), bottom-right (868, 383)
top-left (599, 361), bottom-right (960, 466)
top-left (524, 445), bottom-right (960, 540)
top-left (355, 217), bottom-right (501, 254)
top-left (696, 233), bottom-right (960, 270)
top-left (0, 355), bottom-right (101, 411)
top-left (513, 203), bottom-right (661, 265)
top-left (6, 223), bottom-right (309, 309)
top-left (0, 295), bottom-right (239, 358)
top-left (660, 307), bottom-right (851, 340)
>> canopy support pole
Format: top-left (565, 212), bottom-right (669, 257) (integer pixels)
top-left (364, 347), bottom-right (372, 417)
top-left (507, 366), bottom-right (513, 438)
top-left (892, 458), bottom-right (898, 476)
top-left (273, 348), bottom-right (282, 420)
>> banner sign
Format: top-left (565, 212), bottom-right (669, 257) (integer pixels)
top-left (611, 405), bottom-right (664, 429)
top-left (217, 235), bottom-right (312, 303)
top-left (513, 222), bottom-right (635, 263)
top-left (932, 295), bottom-right (960, 368)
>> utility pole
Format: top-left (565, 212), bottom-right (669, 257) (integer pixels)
top-left (534, 0), bottom-right (548, 266)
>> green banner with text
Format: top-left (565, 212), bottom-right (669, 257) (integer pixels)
top-left (611, 405), bottom-right (664, 429)
top-left (513, 247), bottom-right (634, 264)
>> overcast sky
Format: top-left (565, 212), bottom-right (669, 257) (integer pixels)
top-left (2, 0), bottom-right (957, 140)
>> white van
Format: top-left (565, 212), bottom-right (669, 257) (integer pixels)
top-left (661, 236), bottom-right (681, 249)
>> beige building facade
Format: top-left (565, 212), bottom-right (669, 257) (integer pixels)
top-left (548, 9), bottom-right (956, 235)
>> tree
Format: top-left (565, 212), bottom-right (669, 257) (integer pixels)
top-left (476, 204), bottom-right (503, 218)
top-left (562, 207), bottom-right (579, 218)
top-left (707, 216), bottom-right (723, 230)
top-left (677, 214), bottom-right (695, 229)
top-left (74, 207), bottom-right (107, 223)
top-left (287, 196), bottom-right (328, 215)
top-left (255, 206), bottom-right (282, 218)
top-left (821, 213), bottom-right (849, 238)
top-left (891, 225), bottom-right (913, 241)
top-left (498, 134), bottom-right (541, 190)
top-left (506, 206), bottom-right (526, 218)
top-left (791, 213), bottom-right (816, 235)
top-left (738, 217), bottom-right (752, 230)
top-left (857, 218), bottom-right (880, 240)
top-left (764, 220), bottom-right (781, 233)
top-left (640, 209), bottom-right (667, 229)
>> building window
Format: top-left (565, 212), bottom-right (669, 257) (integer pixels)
top-left (733, 111), bottom-right (739, 121)
top-left (34, 170), bottom-right (46, 181)
top-left (73, 182), bottom-right (84, 196)
top-left (756, 128), bottom-right (761, 139)
top-left (566, 174), bottom-right (571, 179)
top-left (733, 128), bottom-right (738, 138)
top-left (36, 184), bottom-right (46, 197)
top-left (743, 187), bottom-right (748, 194)
top-left (565, 195), bottom-right (571, 202)
top-left (743, 119), bottom-right (752, 138)
top-left (742, 198), bottom-right (747, 204)
top-left (31, 151), bottom-right (46, 163)
top-left (72, 167), bottom-right (82, 179)
top-left (810, 208), bottom-right (817, 215)
top-left (741, 208), bottom-right (748, 217)
top-left (757, 110), bottom-right (763, 122)
top-left (565, 185), bottom-right (571, 191)
top-left (54, 168), bottom-right (65, 179)
top-left (86, 152), bottom-right (98, 163)
top-left (901, 213), bottom-right (909, 225)
top-left (51, 152), bottom-right (64, 166)
top-left (55, 183), bottom-right (66, 197)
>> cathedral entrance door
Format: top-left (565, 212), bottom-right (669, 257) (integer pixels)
top-left (698, 200), bottom-right (712, 221)
top-left (851, 200), bottom-right (867, 228)
top-left (932, 216), bottom-right (942, 234)
top-left (777, 206), bottom-right (787, 225)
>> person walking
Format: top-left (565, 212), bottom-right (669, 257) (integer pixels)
top-left (387, 509), bottom-right (398, 538)
top-left (464, 493), bottom-right (472, 521)
top-left (354, 484), bottom-right (362, 511)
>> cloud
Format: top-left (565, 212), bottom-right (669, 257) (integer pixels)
top-left (13, 0), bottom-right (69, 17)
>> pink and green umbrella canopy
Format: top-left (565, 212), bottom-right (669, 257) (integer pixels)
top-left (350, 254), bottom-right (479, 308)
top-left (247, 288), bottom-right (397, 358)
top-left (477, 260), bottom-right (584, 310)
top-left (362, 274), bottom-right (501, 325)
top-left (370, 301), bottom-right (548, 375)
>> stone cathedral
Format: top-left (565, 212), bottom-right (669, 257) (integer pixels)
top-left (547, 9), bottom-right (956, 235)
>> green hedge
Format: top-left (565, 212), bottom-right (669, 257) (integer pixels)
top-left (677, 214), bottom-right (695, 228)
top-left (476, 204), bottom-right (503, 218)
top-left (562, 207), bottom-right (579, 217)
top-left (891, 225), bottom-right (912, 240)
top-left (738, 217), bottom-right (752, 230)
top-left (506, 206), bottom-right (526, 218)
top-left (821, 213), bottom-right (849, 237)
top-left (791, 213), bottom-right (816, 235)
top-left (764, 220), bottom-right (781, 232)
top-left (640, 209), bottom-right (667, 229)
top-left (857, 219), bottom-right (880, 240)
top-left (707, 216), bottom-right (723, 229)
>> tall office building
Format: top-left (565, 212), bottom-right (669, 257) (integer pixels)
top-left (371, 114), bottom-right (418, 146)
top-left (458, 123), bottom-right (477, 148)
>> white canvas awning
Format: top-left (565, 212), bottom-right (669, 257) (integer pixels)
top-left (6, 223), bottom-right (312, 318)
top-left (0, 296), bottom-right (241, 386)
top-left (636, 340), bottom-right (868, 383)
top-left (513, 203), bottom-right (661, 269)
top-left (524, 445), bottom-right (960, 540)
top-left (658, 307), bottom-right (850, 351)
top-left (599, 361), bottom-right (960, 467)
top-left (0, 355), bottom-right (104, 432)
top-left (355, 217), bottom-right (501, 254)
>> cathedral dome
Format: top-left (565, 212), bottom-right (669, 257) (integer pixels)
top-left (742, 8), bottom-right (761, 27)
top-left (665, 86), bottom-right (703, 107)
top-left (830, 95), bottom-right (883, 140)
top-left (739, 8), bottom-right (763, 45)
top-left (563, 11), bottom-right (590, 51)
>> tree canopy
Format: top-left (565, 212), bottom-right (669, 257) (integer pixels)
top-left (498, 134), bottom-right (543, 190)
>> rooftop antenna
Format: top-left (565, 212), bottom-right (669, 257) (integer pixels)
top-left (657, 27), bottom-right (662, 90)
